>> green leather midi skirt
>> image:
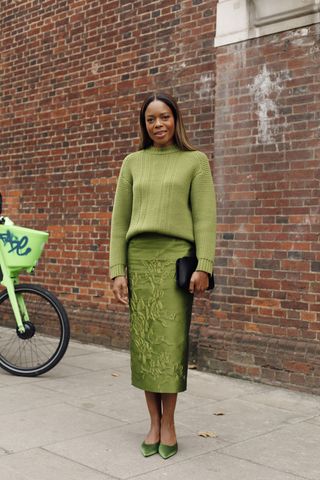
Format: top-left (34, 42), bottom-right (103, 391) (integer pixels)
top-left (127, 233), bottom-right (194, 393)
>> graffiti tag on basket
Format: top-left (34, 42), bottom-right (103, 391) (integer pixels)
top-left (0, 230), bottom-right (31, 256)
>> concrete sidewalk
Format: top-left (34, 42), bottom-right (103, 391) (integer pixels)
top-left (1, 340), bottom-right (320, 480)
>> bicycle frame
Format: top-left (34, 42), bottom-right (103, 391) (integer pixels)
top-left (0, 216), bottom-right (49, 334)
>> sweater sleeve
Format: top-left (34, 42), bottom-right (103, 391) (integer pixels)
top-left (109, 157), bottom-right (133, 279)
top-left (190, 153), bottom-right (216, 274)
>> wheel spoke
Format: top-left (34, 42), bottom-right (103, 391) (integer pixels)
top-left (0, 285), bottom-right (69, 376)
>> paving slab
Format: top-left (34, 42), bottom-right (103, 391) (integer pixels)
top-left (305, 415), bottom-right (320, 426)
top-left (175, 397), bottom-right (309, 443)
top-left (0, 448), bottom-right (114, 480)
top-left (219, 421), bottom-right (320, 480)
top-left (1, 403), bottom-right (123, 453)
top-left (1, 340), bottom-right (320, 480)
top-left (1, 466), bottom-right (30, 480)
top-left (241, 388), bottom-right (320, 416)
top-left (133, 451), bottom-right (307, 480)
top-left (33, 368), bottom-right (130, 400)
top-left (65, 388), bottom-right (149, 424)
top-left (187, 369), bottom-right (271, 400)
top-left (45, 421), bottom-right (228, 479)
top-left (63, 350), bottom-right (130, 372)
top-left (0, 371), bottom-right (39, 386)
top-left (0, 383), bottom-right (68, 416)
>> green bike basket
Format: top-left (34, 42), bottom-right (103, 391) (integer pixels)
top-left (0, 225), bottom-right (49, 273)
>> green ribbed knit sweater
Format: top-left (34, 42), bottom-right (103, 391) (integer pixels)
top-left (109, 145), bottom-right (216, 279)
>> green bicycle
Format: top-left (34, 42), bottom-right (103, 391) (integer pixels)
top-left (0, 194), bottom-right (70, 376)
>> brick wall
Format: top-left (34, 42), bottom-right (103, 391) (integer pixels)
top-left (0, 1), bottom-right (216, 348)
top-left (199, 24), bottom-right (320, 393)
top-left (1, 1), bottom-right (319, 393)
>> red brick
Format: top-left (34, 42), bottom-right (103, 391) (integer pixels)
top-left (283, 361), bottom-right (312, 374)
top-left (1, 2), bottom-right (319, 394)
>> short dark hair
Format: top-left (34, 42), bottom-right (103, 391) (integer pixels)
top-left (138, 92), bottom-right (195, 151)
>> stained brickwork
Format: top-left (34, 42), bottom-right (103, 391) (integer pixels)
top-left (0, 1), bottom-right (216, 351)
top-left (204, 24), bottom-right (320, 393)
top-left (1, 1), bottom-right (319, 393)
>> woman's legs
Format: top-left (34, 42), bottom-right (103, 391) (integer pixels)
top-left (144, 392), bottom-right (178, 445)
top-left (160, 393), bottom-right (177, 445)
top-left (144, 391), bottom-right (162, 444)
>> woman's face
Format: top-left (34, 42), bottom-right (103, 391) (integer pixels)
top-left (145, 100), bottom-right (175, 148)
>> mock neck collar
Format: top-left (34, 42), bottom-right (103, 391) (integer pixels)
top-left (146, 144), bottom-right (181, 154)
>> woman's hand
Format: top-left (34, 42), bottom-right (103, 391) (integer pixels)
top-left (189, 271), bottom-right (209, 294)
top-left (112, 276), bottom-right (129, 305)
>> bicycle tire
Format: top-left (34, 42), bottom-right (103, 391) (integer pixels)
top-left (0, 284), bottom-right (70, 376)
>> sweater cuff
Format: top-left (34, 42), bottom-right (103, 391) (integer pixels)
top-left (196, 258), bottom-right (213, 275)
top-left (110, 264), bottom-right (126, 279)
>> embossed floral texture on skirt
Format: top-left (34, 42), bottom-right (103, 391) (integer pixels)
top-left (127, 234), bottom-right (194, 393)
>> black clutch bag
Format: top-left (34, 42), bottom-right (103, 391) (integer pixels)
top-left (176, 256), bottom-right (214, 292)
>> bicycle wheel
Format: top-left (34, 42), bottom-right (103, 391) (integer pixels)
top-left (0, 284), bottom-right (70, 376)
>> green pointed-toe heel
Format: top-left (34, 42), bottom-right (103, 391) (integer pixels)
top-left (158, 442), bottom-right (178, 459)
top-left (140, 441), bottom-right (160, 457)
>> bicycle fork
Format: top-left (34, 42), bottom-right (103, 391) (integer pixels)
top-left (0, 250), bottom-right (28, 334)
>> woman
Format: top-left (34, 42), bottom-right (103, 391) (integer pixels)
top-left (110, 92), bottom-right (216, 459)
